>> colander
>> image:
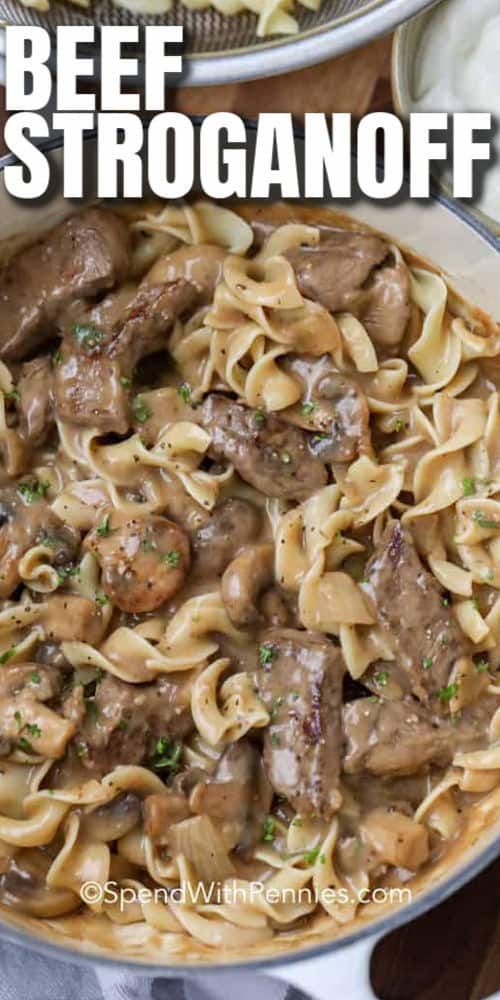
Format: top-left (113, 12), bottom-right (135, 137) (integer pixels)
top-left (0, 0), bottom-right (439, 86)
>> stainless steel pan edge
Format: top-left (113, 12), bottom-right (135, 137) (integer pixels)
top-left (0, 121), bottom-right (499, 999)
top-left (0, 0), bottom-right (440, 86)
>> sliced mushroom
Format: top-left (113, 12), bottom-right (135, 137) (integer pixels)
top-left (80, 792), bottom-right (142, 842)
top-left (190, 741), bottom-right (272, 851)
top-left (0, 849), bottom-right (78, 917)
top-left (221, 543), bottom-right (274, 627)
top-left (84, 511), bottom-right (190, 613)
top-left (191, 498), bottom-right (262, 579)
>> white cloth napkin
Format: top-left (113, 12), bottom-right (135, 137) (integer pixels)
top-left (0, 937), bottom-right (302, 1000)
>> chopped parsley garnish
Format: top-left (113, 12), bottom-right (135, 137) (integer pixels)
top-left (177, 382), bottom-right (191, 404)
top-left (18, 737), bottom-right (34, 754)
top-left (252, 409), bottom-right (266, 427)
top-left (72, 322), bottom-right (104, 351)
top-left (259, 643), bottom-right (277, 666)
top-left (14, 711), bottom-right (23, 730)
top-left (120, 376), bottom-right (131, 388)
top-left (75, 742), bottom-right (88, 758)
top-left (141, 538), bottom-right (156, 552)
top-left (39, 534), bottom-right (59, 548)
top-left (475, 659), bottom-right (490, 674)
top-left (132, 396), bottom-right (152, 424)
top-left (422, 656), bottom-right (433, 671)
top-left (280, 451), bottom-right (292, 465)
top-left (374, 671), bottom-right (389, 687)
top-left (303, 847), bottom-right (321, 866)
top-left (438, 682), bottom-right (459, 702)
top-left (270, 695), bottom-right (285, 720)
top-left (57, 565), bottom-right (79, 584)
top-left (472, 510), bottom-right (500, 530)
top-left (311, 433), bottom-right (329, 445)
top-left (29, 671), bottom-right (40, 685)
top-left (53, 349), bottom-right (63, 366)
top-left (118, 719), bottom-right (128, 731)
top-left (393, 419), bottom-right (405, 433)
top-left (152, 738), bottom-right (182, 773)
top-left (95, 592), bottom-right (109, 607)
top-left (262, 816), bottom-right (276, 843)
top-left (301, 401), bottom-right (315, 417)
top-left (26, 723), bottom-right (41, 739)
top-left (3, 388), bottom-right (19, 403)
top-left (18, 479), bottom-right (50, 504)
top-left (0, 645), bottom-right (17, 665)
top-left (163, 550), bottom-right (180, 567)
top-left (96, 514), bottom-right (112, 537)
top-left (290, 690), bottom-right (300, 701)
top-left (462, 477), bottom-right (476, 497)
top-left (441, 596), bottom-right (450, 607)
top-left (270, 732), bottom-right (281, 748)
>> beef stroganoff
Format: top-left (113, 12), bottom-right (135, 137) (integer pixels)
top-left (0, 199), bottom-right (498, 958)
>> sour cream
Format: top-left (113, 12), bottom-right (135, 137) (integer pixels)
top-left (410, 0), bottom-right (500, 224)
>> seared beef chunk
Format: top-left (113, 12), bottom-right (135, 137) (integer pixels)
top-left (0, 209), bottom-right (130, 361)
top-left (254, 222), bottom-right (410, 352)
top-left (343, 695), bottom-right (495, 777)
top-left (74, 672), bottom-right (192, 774)
top-left (343, 698), bottom-right (452, 776)
top-left (54, 245), bottom-right (225, 434)
top-left (190, 740), bottom-right (273, 850)
top-left (357, 261), bottom-right (411, 351)
top-left (365, 521), bottom-right (470, 703)
top-left (17, 357), bottom-right (54, 447)
top-left (255, 628), bottom-right (344, 818)
top-left (0, 663), bottom-right (62, 702)
top-left (0, 488), bottom-right (79, 598)
top-left (54, 351), bottom-right (130, 435)
top-left (202, 395), bottom-right (327, 500)
top-left (144, 790), bottom-right (191, 844)
top-left (283, 355), bottom-right (371, 462)
top-left (192, 498), bottom-right (261, 578)
top-left (84, 512), bottom-right (190, 613)
top-left (146, 243), bottom-right (225, 304)
top-left (54, 281), bottom-right (197, 434)
top-left (284, 230), bottom-right (388, 314)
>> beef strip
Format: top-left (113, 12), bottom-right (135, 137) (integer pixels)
top-left (255, 628), bottom-right (344, 818)
top-left (54, 246), bottom-right (225, 434)
top-left (357, 262), bottom-right (411, 352)
top-left (17, 357), bottom-right (54, 447)
top-left (201, 395), bottom-right (327, 500)
top-left (253, 222), bottom-right (410, 352)
top-left (343, 695), bottom-right (496, 777)
top-left (74, 672), bottom-right (193, 774)
top-left (54, 280), bottom-right (197, 434)
top-left (0, 663), bottom-right (62, 702)
top-left (365, 521), bottom-right (470, 704)
top-left (190, 740), bottom-right (273, 850)
top-left (283, 355), bottom-right (371, 462)
top-left (284, 230), bottom-right (388, 314)
top-left (0, 209), bottom-right (131, 361)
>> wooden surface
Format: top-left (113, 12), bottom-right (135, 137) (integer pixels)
top-left (0, 29), bottom-right (499, 1000)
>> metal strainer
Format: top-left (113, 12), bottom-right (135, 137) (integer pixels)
top-left (0, 0), bottom-right (438, 85)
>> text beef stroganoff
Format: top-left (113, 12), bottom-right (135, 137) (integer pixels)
top-left (0, 199), bottom-right (498, 958)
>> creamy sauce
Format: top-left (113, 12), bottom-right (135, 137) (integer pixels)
top-left (410, 0), bottom-right (500, 224)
